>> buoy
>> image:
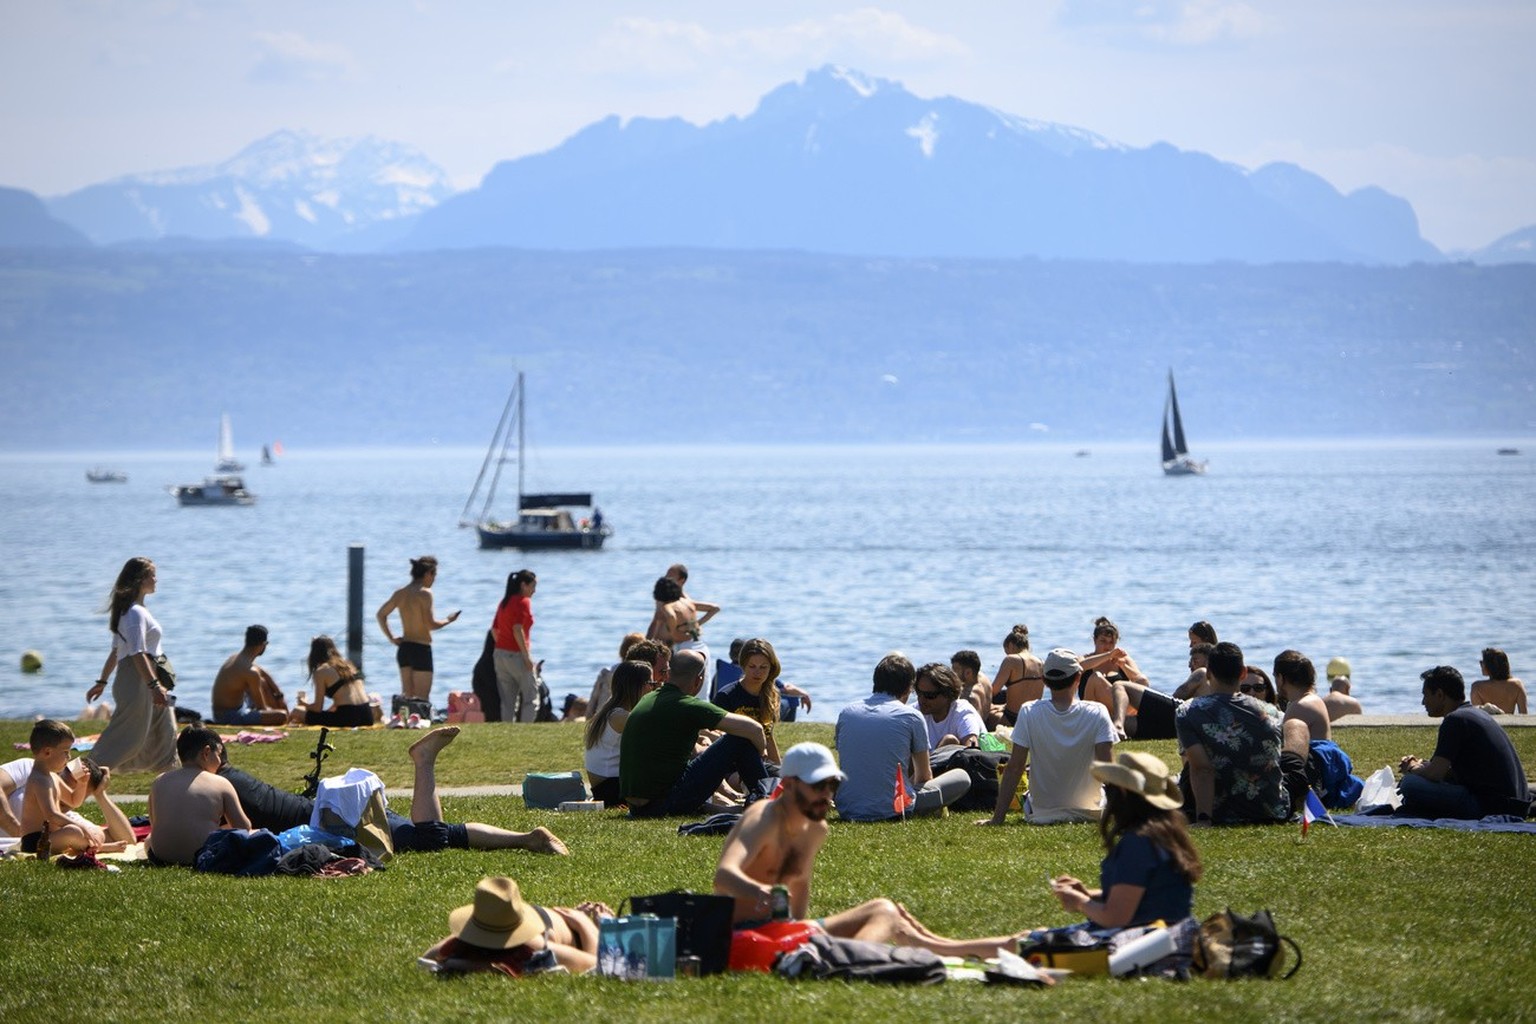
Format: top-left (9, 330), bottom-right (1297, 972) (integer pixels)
top-left (20, 650), bottom-right (44, 673)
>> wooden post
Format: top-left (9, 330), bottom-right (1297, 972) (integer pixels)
top-left (347, 544), bottom-right (364, 672)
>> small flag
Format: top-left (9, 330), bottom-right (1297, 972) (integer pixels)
top-left (769, 779), bottom-right (784, 800)
top-left (893, 763), bottom-right (914, 817)
top-left (1301, 789), bottom-right (1335, 836)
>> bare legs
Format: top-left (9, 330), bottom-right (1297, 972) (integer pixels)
top-left (401, 667), bottom-right (433, 702)
top-left (820, 899), bottom-right (1021, 960)
top-left (406, 727), bottom-right (569, 855)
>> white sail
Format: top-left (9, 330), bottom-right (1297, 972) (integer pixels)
top-left (216, 413), bottom-right (245, 471)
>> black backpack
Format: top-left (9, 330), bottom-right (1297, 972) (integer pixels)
top-left (1192, 909), bottom-right (1302, 979)
top-left (930, 746), bottom-right (1007, 811)
top-left (776, 934), bottom-right (946, 985)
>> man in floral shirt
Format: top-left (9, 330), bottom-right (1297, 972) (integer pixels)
top-left (1176, 641), bottom-right (1302, 825)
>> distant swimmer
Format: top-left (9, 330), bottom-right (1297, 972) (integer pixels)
top-left (376, 555), bottom-right (460, 702)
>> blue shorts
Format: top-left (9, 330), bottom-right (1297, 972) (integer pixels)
top-left (212, 706), bottom-right (268, 726)
top-left (386, 813), bottom-right (469, 852)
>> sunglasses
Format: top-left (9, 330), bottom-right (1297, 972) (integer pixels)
top-left (801, 778), bottom-right (841, 794)
top-left (915, 688), bottom-right (944, 700)
top-left (1238, 683), bottom-right (1267, 695)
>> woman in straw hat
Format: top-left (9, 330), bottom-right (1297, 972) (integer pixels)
top-left (420, 876), bottom-right (609, 975)
top-left (1049, 751), bottom-right (1203, 929)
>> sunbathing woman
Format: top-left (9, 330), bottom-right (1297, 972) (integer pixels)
top-left (583, 660), bottom-right (655, 806)
top-left (290, 636), bottom-right (375, 727)
top-left (1050, 751), bottom-right (1202, 928)
top-left (421, 875), bottom-right (611, 976)
top-left (1471, 648), bottom-right (1528, 715)
top-left (990, 624), bottom-right (1044, 726)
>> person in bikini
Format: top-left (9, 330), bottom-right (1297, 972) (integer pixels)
top-left (211, 625), bottom-right (289, 726)
top-left (1470, 648), bottom-right (1527, 715)
top-left (713, 742), bottom-right (1024, 958)
top-left (421, 875), bottom-right (610, 976)
top-left (376, 555), bottom-right (460, 702)
top-left (990, 624), bottom-right (1044, 727)
top-left (651, 574), bottom-right (719, 673)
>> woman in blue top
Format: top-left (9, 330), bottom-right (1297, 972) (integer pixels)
top-left (1050, 751), bottom-right (1202, 927)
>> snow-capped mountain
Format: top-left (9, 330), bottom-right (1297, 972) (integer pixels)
top-left (47, 130), bottom-right (455, 250)
top-left (404, 64), bottom-right (1439, 264)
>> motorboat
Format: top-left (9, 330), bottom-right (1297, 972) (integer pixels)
top-left (170, 474), bottom-right (256, 506)
top-left (86, 467), bottom-right (128, 483)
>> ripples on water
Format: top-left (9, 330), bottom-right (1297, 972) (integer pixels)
top-left (3, 441), bottom-right (1533, 720)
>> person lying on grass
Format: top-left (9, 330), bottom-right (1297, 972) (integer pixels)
top-left (1048, 751), bottom-right (1203, 928)
top-left (421, 875), bottom-right (611, 976)
top-left (714, 741), bottom-right (1027, 959)
top-left (218, 725), bottom-right (567, 856)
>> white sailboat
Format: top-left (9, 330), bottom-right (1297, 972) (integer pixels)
top-left (1161, 371), bottom-right (1207, 476)
top-left (216, 413), bottom-right (245, 472)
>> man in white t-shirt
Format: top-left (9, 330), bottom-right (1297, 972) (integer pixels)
top-left (914, 663), bottom-right (986, 750)
top-left (978, 648), bottom-right (1116, 826)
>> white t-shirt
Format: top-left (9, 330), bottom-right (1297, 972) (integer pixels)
top-left (112, 604), bottom-right (163, 659)
top-left (1011, 697), bottom-right (1116, 823)
top-left (923, 700), bottom-right (985, 750)
top-left (584, 720), bottom-right (623, 778)
top-left (2, 757), bottom-right (30, 832)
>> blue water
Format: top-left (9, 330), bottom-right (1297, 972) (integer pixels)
top-left (2, 441), bottom-right (1533, 720)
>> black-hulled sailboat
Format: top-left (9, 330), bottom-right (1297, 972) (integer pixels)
top-left (1161, 371), bottom-right (1207, 476)
top-left (460, 372), bottom-right (611, 550)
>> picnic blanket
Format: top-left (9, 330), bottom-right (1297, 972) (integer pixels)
top-left (1331, 813), bottom-right (1536, 833)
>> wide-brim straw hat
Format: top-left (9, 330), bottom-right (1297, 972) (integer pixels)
top-left (448, 876), bottom-right (543, 949)
top-left (1091, 751), bottom-right (1184, 810)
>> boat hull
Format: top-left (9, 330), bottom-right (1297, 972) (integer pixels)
top-left (1162, 458), bottom-right (1207, 476)
top-left (477, 525), bottom-right (610, 550)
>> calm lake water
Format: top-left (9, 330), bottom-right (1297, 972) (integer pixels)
top-left (2, 441), bottom-right (1533, 721)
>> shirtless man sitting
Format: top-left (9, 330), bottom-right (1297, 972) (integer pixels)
top-left (147, 726), bottom-right (252, 865)
top-left (1274, 650), bottom-right (1331, 742)
top-left (211, 624), bottom-right (289, 726)
top-left (1470, 648), bottom-right (1528, 715)
top-left (376, 555), bottom-right (461, 702)
top-left (713, 742), bottom-right (1021, 959)
top-left (950, 650), bottom-right (998, 730)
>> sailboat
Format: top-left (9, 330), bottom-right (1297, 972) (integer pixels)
top-left (215, 413), bottom-right (245, 472)
top-left (460, 372), bottom-right (611, 550)
top-left (1161, 371), bottom-right (1207, 476)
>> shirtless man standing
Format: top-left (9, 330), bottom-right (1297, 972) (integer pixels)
top-left (713, 742), bottom-right (1020, 958)
top-left (211, 625), bottom-right (289, 726)
top-left (147, 727), bottom-right (252, 865)
top-left (376, 555), bottom-right (460, 701)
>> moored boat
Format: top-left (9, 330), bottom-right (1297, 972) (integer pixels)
top-left (86, 467), bottom-right (128, 483)
top-left (460, 372), bottom-right (611, 550)
top-left (170, 474), bottom-right (256, 506)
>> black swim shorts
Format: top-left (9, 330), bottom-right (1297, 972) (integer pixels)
top-left (396, 640), bottom-right (433, 672)
top-left (388, 817), bottom-right (469, 852)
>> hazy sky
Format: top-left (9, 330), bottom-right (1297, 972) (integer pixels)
top-left (2, 1), bottom-right (1531, 251)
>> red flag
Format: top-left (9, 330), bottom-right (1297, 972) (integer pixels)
top-left (769, 779), bottom-right (784, 800)
top-left (893, 763), bottom-right (914, 817)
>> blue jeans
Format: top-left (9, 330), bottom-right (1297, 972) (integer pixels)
top-left (1397, 773), bottom-right (1484, 820)
top-left (640, 734), bottom-right (775, 816)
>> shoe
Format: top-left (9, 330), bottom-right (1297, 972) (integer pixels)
top-left (387, 714), bottom-right (405, 729)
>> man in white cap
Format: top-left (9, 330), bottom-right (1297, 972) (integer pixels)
top-left (714, 741), bottom-right (1020, 957)
top-left (978, 648), bottom-right (1116, 826)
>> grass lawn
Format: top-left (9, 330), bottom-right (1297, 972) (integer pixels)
top-left (4, 719), bottom-right (1534, 1023)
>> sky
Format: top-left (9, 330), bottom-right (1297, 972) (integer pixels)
top-left (1, 1), bottom-right (1532, 252)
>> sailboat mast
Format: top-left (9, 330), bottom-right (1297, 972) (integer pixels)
top-left (459, 378), bottom-right (519, 526)
top-left (517, 370), bottom-right (525, 505)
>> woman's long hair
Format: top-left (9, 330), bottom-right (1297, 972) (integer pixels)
top-left (307, 635), bottom-right (359, 684)
top-left (736, 638), bottom-right (782, 728)
top-left (585, 660), bottom-right (653, 750)
top-left (499, 569), bottom-right (536, 611)
top-left (1099, 785), bottom-right (1203, 884)
top-left (106, 557), bottom-right (155, 634)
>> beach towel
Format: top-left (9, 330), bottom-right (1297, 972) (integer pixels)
top-left (1330, 813), bottom-right (1536, 833)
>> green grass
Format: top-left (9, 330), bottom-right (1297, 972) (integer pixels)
top-left (5, 720), bottom-right (1535, 1023)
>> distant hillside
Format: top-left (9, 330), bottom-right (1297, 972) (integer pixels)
top-left (0, 187), bottom-right (90, 247)
top-left (1, 248), bottom-right (1531, 452)
top-left (46, 130), bottom-right (453, 250)
top-left (404, 65), bottom-right (1441, 265)
top-left (1471, 225), bottom-right (1536, 264)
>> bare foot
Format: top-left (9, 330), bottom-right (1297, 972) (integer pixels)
top-left (524, 826), bottom-right (569, 856)
top-left (577, 901), bottom-right (616, 922)
top-left (408, 725), bottom-right (460, 764)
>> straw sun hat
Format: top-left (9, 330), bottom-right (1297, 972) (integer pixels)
top-left (448, 876), bottom-right (543, 949)
top-left (1090, 751), bottom-right (1183, 810)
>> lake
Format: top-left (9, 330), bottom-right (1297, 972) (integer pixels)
top-left (2, 440), bottom-right (1532, 721)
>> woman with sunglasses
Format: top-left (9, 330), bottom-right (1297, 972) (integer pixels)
top-left (1238, 665), bottom-right (1278, 707)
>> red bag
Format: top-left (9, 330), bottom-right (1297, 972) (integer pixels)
top-left (729, 920), bottom-right (822, 972)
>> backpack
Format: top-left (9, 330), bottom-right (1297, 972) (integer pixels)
top-left (930, 746), bottom-right (1007, 811)
top-left (1192, 909), bottom-right (1302, 979)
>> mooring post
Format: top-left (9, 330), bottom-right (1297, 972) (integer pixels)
top-left (347, 544), bottom-right (365, 673)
